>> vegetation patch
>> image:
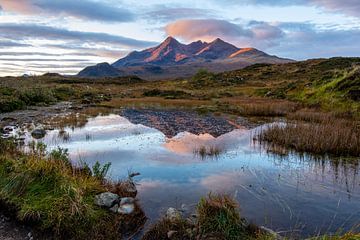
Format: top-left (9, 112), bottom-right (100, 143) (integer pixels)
top-left (257, 116), bottom-right (360, 157)
top-left (0, 139), bottom-right (145, 239)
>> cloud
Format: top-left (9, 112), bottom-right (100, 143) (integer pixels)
top-left (0, 51), bottom-right (99, 56)
top-left (165, 18), bottom-right (360, 59)
top-left (0, 23), bottom-right (156, 48)
top-left (0, 58), bottom-right (91, 62)
top-left (165, 19), bottom-right (284, 48)
top-left (165, 19), bottom-right (253, 42)
top-left (145, 7), bottom-right (214, 22)
top-left (310, 0), bottom-right (360, 18)
top-left (0, 0), bottom-right (135, 23)
top-left (0, 40), bottom-right (32, 48)
top-left (44, 43), bottom-right (129, 58)
top-left (271, 22), bottom-right (360, 59)
top-left (213, 0), bottom-right (360, 18)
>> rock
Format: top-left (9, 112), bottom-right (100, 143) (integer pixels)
top-left (31, 128), bottom-right (46, 139)
top-left (117, 197), bottom-right (135, 215)
top-left (109, 204), bottom-right (119, 213)
top-left (118, 203), bottom-right (135, 215)
top-left (166, 207), bottom-right (182, 221)
top-left (180, 203), bottom-right (189, 213)
top-left (260, 226), bottom-right (283, 240)
top-left (94, 192), bottom-right (119, 208)
top-left (120, 197), bottom-right (135, 205)
top-left (167, 230), bottom-right (177, 239)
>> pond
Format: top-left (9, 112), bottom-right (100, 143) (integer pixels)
top-left (21, 109), bottom-right (360, 238)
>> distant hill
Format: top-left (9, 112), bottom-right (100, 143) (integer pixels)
top-left (78, 62), bottom-right (122, 78)
top-left (78, 37), bottom-right (293, 80)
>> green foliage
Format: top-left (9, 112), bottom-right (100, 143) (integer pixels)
top-left (197, 194), bottom-right (246, 240)
top-left (0, 98), bottom-right (26, 113)
top-left (49, 147), bottom-right (71, 167)
top-left (92, 161), bottom-right (111, 180)
top-left (19, 88), bottom-right (56, 105)
top-left (53, 86), bottom-right (76, 100)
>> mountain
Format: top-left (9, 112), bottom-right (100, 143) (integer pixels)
top-left (78, 62), bottom-right (122, 77)
top-left (79, 37), bottom-right (293, 79)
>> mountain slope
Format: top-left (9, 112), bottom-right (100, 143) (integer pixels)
top-left (79, 37), bottom-right (293, 79)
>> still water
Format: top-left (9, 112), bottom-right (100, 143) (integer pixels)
top-left (25, 112), bottom-right (360, 237)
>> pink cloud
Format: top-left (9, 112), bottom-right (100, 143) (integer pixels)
top-left (165, 19), bottom-right (284, 49)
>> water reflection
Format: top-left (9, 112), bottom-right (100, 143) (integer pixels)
top-left (24, 114), bottom-right (360, 237)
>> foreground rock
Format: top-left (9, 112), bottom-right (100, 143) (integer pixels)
top-left (94, 193), bottom-right (136, 215)
top-left (94, 192), bottom-right (119, 208)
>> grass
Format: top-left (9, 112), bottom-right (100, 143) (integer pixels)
top-left (0, 139), bottom-right (145, 239)
top-left (143, 194), bottom-right (277, 240)
top-left (257, 115), bottom-right (360, 157)
top-left (194, 145), bottom-right (223, 158)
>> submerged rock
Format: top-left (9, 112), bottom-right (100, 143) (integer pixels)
top-left (166, 207), bottom-right (182, 221)
top-left (31, 129), bottom-right (46, 139)
top-left (94, 192), bottom-right (119, 208)
top-left (260, 226), bottom-right (283, 240)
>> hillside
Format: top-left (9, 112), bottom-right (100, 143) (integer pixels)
top-left (188, 57), bottom-right (360, 111)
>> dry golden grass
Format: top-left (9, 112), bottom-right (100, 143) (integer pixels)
top-left (258, 117), bottom-right (360, 156)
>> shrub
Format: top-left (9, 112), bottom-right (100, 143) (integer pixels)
top-left (19, 88), bottom-right (55, 105)
top-left (92, 161), bottom-right (111, 180)
top-left (49, 147), bottom-right (71, 167)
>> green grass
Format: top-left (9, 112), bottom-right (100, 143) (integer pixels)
top-left (0, 139), bottom-right (145, 239)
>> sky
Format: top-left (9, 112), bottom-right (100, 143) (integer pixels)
top-left (0, 0), bottom-right (359, 76)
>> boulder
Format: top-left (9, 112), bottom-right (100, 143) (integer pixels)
top-left (94, 192), bottom-right (119, 208)
top-left (31, 129), bottom-right (46, 139)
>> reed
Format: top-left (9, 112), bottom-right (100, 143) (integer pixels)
top-left (258, 118), bottom-right (360, 156)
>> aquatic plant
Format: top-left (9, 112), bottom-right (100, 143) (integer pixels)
top-left (194, 145), bottom-right (222, 158)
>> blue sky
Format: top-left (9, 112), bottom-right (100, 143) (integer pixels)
top-left (0, 0), bottom-right (359, 76)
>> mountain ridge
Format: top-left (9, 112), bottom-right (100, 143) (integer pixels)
top-left (79, 37), bottom-right (294, 79)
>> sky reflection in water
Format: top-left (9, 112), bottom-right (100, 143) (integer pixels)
top-left (31, 114), bottom-right (360, 237)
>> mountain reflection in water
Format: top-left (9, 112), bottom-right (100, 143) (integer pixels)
top-left (24, 114), bottom-right (360, 237)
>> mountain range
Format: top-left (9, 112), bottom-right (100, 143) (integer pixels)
top-left (78, 37), bottom-right (293, 80)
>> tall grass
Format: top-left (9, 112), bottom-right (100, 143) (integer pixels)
top-left (258, 116), bottom-right (360, 156)
top-left (216, 101), bottom-right (299, 117)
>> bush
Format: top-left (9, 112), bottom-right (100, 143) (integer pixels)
top-left (53, 86), bottom-right (76, 101)
top-left (0, 99), bottom-right (25, 113)
top-left (92, 161), bottom-right (111, 180)
top-left (19, 88), bottom-right (56, 105)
